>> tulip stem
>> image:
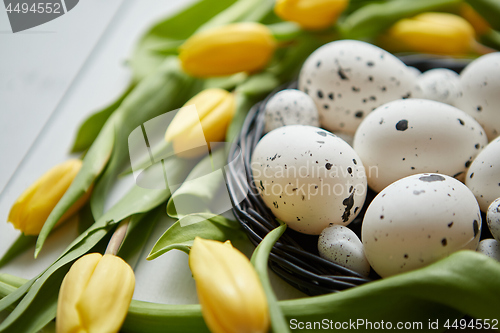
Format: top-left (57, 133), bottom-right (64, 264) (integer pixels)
top-left (105, 219), bottom-right (130, 256)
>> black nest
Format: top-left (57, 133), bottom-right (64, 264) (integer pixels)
top-left (225, 56), bottom-right (469, 296)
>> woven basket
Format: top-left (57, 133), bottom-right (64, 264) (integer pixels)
top-left (226, 56), bottom-right (470, 296)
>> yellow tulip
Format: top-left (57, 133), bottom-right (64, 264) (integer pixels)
top-left (385, 12), bottom-right (476, 55)
top-left (56, 253), bottom-right (135, 333)
top-left (459, 4), bottom-right (491, 36)
top-left (165, 88), bottom-right (236, 158)
top-left (179, 22), bottom-right (276, 78)
top-left (8, 159), bottom-right (91, 235)
top-left (275, 0), bottom-right (349, 30)
top-left (189, 237), bottom-right (270, 333)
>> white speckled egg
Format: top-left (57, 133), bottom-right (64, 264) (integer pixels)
top-left (416, 68), bottom-right (461, 105)
top-left (353, 99), bottom-right (487, 193)
top-left (251, 125), bottom-right (367, 235)
top-left (487, 198), bottom-right (500, 241)
top-left (466, 137), bottom-right (500, 212)
top-left (477, 239), bottom-right (500, 262)
top-left (298, 40), bottom-right (418, 135)
top-left (264, 89), bottom-right (319, 133)
top-left (362, 173), bottom-right (481, 278)
top-left (455, 52), bottom-right (500, 141)
top-left (318, 224), bottom-right (370, 276)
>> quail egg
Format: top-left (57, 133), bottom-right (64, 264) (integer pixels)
top-left (362, 173), bottom-right (481, 278)
top-left (466, 136), bottom-right (500, 212)
top-left (354, 99), bottom-right (487, 192)
top-left (455, 52), bottom-right (500, 141)
top-left (251, 125), bottom-right (367, 234)
top-left (318, 224), bottom-right (370, 276)
top-left (477, 239), bottom-right (500, 262)
top-left (299, 40), bottom-right (418, 135)
top-left (487, 197), bottom-right (500, 242)
top-left (264, 89), bottom-right (319, 133)
top-left (416, 68), bottom-right (461, 105)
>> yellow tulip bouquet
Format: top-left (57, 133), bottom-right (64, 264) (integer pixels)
top-left (1, 0), bottom-right (500, 332)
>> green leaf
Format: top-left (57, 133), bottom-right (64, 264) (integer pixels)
top-left (235, 72), bottom-right (280, 97)
top-left (465, 0), bottom-right (500, 31)
top-left (123, 251), bottom-right (500, 333)
top-left (0, 266), bottom-right (67, 333)
top-left (194, 0), bottom-right (269, 33)
top-left (339, 0), bottom-right (461, 39)
top-left (35, 114), bottom-right (115, 257)
top-left (70, 84), bottom-right (133, 153)
top-left (77, 202), bottom-right (96, 235)
top-left (130, 0), bottom-right (239, 81)
top-left (147, 214), bottom-right (245, 259)
top-left (166, 148), bottom-right (228, 219)
top-left (0, 274), bottom-right (26, 309)
top-left (0, 235), bottom-right (36, 269)
top-left (480, 29), bottom-right (500, 51)
top-left (89, 58), bottom-right (196, 220)
top-left (251, 223), bottom-right (290, 333)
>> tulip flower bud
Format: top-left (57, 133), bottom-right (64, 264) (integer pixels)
top-left (165, 88), bottom-right (236, 158)
top-left (56, 253), bottom-right (135, 333)
top-left (179, 22), bottom-right (276, 78)
top-left (460, 4), bottom-right (491, 36)
top-left (8, 159), bottom-right (91, 235)
top-left (189, 237), bottom-right (270, 333)
top-left (385, 13), bottom-right (477, 55)
top-left (275, 0), bottom-right (349, 30)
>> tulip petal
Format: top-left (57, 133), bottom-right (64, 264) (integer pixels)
top-left (76, 254), bottom-right (135, 333)
top-left (56, 253), bottom-right (102, 333)
top-left (166, 89), bottom-right (229, 142)
top-left (275, 0), bottom-right (348, 30)
top-left (179, 23), bottom-right (276, 78)
top-left (387, 13), bottom-right (476, 55)
top-left (189, 237), bottom-right (269, 333)
top-left (8, 159), bottom-right (87, 235)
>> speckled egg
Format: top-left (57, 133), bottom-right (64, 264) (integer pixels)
top-left (416, 68), bottom-right (461, 105)
top-left (251, 125), bottom-right (367, 235)
top-left (353, 99), bottom-right (487, 193)
top-left (264, 89), bottom-right (319, 133)
top-left (466, 137), bottom-right (500, 212)
top-left (318, 224), bottom-right (370, 276)
top-left (487, 197), bottom-right (500, 241)
top-left (455, 52), bottom-right (500, 141)
top-left (362, 173), bottom-right (481, 278)
top-left (477, 239), bottom-right (500, 262)
top-left (298, 40), bottom-right (418, 135)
